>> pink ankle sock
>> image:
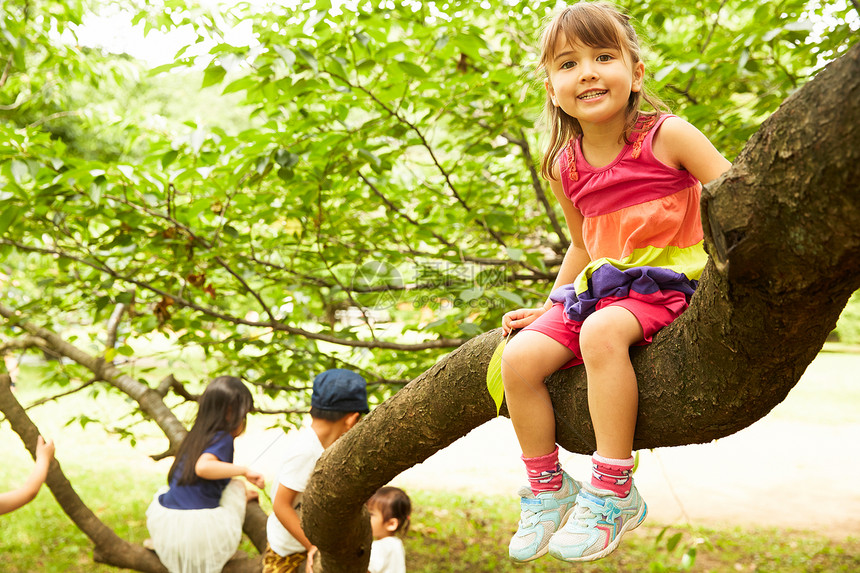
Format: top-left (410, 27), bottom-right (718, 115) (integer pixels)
top-left (522, 446), bottom-right (563, 495)
top-left (591, 453), bottom-right (634, 497)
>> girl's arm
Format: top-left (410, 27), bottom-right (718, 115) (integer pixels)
top-left (547, 175), bottom-right (590, 294)
top-left (272, 484), bottom-right (315, 552)
top-left (652, 116), bottom-right (732, 184)
top-left (0, 436), bottom-right (54, 516)
top-left (502, 173), bottom-right (589, 334)
top-left (195, 453), bottom-right (265, 488)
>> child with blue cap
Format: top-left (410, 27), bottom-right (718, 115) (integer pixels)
top-left (263, 369), bottom-right (369, 573)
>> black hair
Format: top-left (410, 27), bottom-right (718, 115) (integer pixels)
top-left (168, 376), bottom-right (253, 486)
top-left (309, 406), bottom-right (358, 421)
top-left (368, 486), bottom-right (412, 537)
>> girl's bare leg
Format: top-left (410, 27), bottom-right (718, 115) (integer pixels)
top-left (579, 306), bottom-right (644, 459)
top-left (502, 331), bottom-right (576, 458)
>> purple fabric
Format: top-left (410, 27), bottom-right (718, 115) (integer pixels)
top-left (549, 265), bottom-right (698, 323)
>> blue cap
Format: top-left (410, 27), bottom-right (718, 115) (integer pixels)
top-left (311, 369), bottom-right (369, 413)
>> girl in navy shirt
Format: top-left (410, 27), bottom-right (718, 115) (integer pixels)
top-left (146, 376), bottom-right (265, 572)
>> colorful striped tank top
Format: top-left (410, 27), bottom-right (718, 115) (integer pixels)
top-left (548, 114), bottom-right (707, 321)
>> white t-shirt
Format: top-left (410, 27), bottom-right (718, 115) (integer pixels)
top-left (368, 536), bottom-right (406, 573)
top-left (266, 427), bottom-right (325, 556)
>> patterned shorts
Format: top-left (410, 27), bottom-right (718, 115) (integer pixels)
top-left (262, 544), bottom-right (307, 573)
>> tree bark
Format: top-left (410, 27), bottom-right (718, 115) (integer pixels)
top-left (303, 44), bottom-right (860, 572)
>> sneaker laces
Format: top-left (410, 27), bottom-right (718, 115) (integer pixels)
top-left (570, 495), bottom-right (602, 526)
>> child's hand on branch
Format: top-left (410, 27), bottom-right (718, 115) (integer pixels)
top-left (305, 546), bottom-right (318, 573)
top-left (502, 307), bottom-right (549, 335)
top-left (35, 436), bottom-right (55, 465)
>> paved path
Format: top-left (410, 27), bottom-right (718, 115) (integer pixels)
top-left (237, 352), bottom-right (860, 539)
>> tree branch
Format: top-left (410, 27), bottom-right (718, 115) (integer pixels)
top-left (509, 129), bottom-right (568, 249)
top-left (357, 171), bottom-right (460, 251)
top-left (25, 378), bottom-right (98, 410)
top-left (2, 372), bottom-right (264, 571)
top-left (0, 335), bottom-right (48, 352)
top-left (0, 239), bottom-right (466, 351)
top-left (0, 305), bottom-right (188, 450)
top-left (105, 295), bottom-right (133, 354)
top-left (0, 54), bottom-right (12, 90)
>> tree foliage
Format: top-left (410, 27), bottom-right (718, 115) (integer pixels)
top-left (2, 0), bottom-right (856, 409)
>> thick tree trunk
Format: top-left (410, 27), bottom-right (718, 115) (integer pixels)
top-left (303, 45), bottom-right (860, 572)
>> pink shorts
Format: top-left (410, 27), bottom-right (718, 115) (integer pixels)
top-left (523, 290), bottom-right (689, 369)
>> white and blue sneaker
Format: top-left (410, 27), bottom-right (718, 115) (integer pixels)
top-left (508, 471), bottom-right (580, 563)
top-left (547, 482), bottom-right (647, 562)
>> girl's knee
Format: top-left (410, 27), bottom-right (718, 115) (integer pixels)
top-left (501, 334), bottom-right (560, 389)
top-left (580, 310), bottom-right (641, 361)
top-left (501, 342), bottom-right (530, 390)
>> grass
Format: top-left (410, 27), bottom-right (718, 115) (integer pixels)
top-left (1, 352), bottom-right (859, 571)
top-left (1, 477), bottom-right (857, 572)
top-left (403, 490), bottom-right (859, 573)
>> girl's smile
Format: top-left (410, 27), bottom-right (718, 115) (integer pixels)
top-left (578, 89), bottom-right (608, 101)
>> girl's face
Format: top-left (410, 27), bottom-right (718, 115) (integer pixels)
top-left (368, 505), bottom-right (397, 540)
top-left (544, 34), bottom-right (644, 130)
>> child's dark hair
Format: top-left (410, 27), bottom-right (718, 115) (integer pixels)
top-left (168, 376), bottom-right (253, 486)
top-left (368, 486), bottom-right (412, 536)
top-left (309, 406), bottom-right (355, 421)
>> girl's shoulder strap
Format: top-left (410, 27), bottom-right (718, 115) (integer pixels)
top-left (631, 113), bottom-right (675, 159)
top-left (559, 137), bottom-right (579, 186)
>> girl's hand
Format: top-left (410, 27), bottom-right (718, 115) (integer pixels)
top-left (35, 436), bottom-right (55, 465)
top-left (502, 307), bottom-right (549, 335)
top-left (243, 468), bottom-right (265, 489)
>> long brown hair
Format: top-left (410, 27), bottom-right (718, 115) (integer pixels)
top-left (168, 376), bottom-right (253, 486)
top-left (538, 2), bottom-right (669, 180)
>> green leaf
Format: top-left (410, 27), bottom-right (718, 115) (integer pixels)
top-left (273, 45), bottom-right (296, 69)
top-left (0, 205), bottom-right (22, 235)
top-left (459, 322), bottom-right (482, 337)
top-left (396, 61), bottom-right (427, 78)
top-left (297, 49), bottom-right (318, 73)
top-left (486, 336), bottom-right (506, 415)
top-left (460, 287), bottom-right (483, 302)
top-left (496, 290), bottom-right (524, 307)
top-left (666, 532), bottom-right (683, 552)
top-left (506, 247), bottom-right (524, 261)
top-left (357, 148), bottom-right (381, 168)
top-left (681, 547), bottom-right (697, 570)
top-left (116, 344), bottom-right (135, 356)
top-left (10, 160), bottom-right (30, 185)
top-left (202, 65), bottom-right (226, 88)
top-left (89, 178), bottom-right (105, 206)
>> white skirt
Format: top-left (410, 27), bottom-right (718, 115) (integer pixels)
top-left (146, 478), bottom-right (247, 573)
